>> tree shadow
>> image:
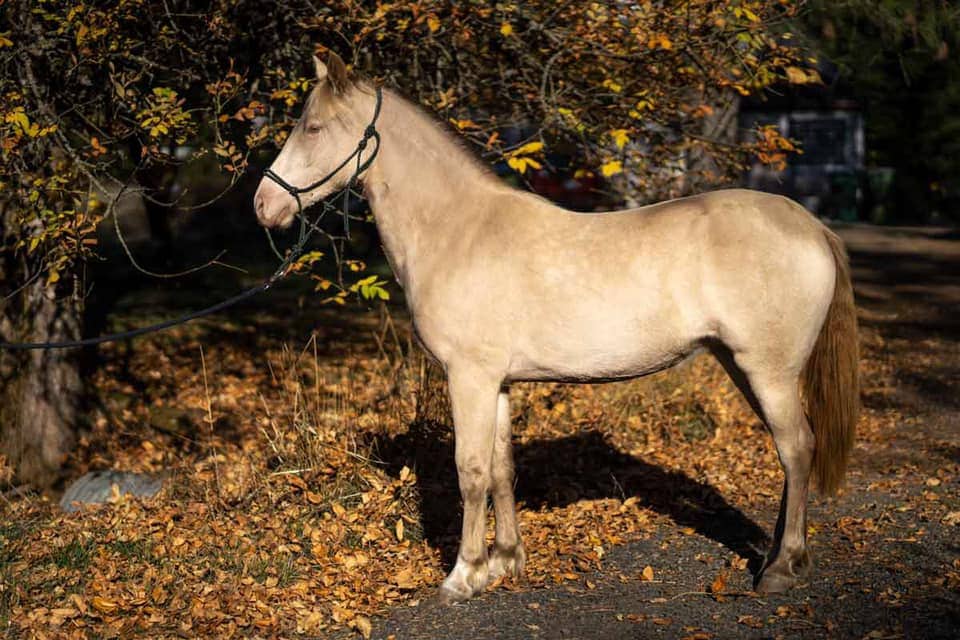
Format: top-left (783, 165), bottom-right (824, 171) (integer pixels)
top-left (373, 422), bottom-right (770, 577)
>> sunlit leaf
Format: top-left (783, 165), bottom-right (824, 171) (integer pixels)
top-left (600, 160), bottom-right (623, 177)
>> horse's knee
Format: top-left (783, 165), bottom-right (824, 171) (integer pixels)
top-left (490, 457), bottom-right (514, 491)
top-left (456, 458), bottom-right (489, 500)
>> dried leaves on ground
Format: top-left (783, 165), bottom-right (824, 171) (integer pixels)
top-left (2, 229), bottom-right (959, 639)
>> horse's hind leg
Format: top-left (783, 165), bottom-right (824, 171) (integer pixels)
top-left (488, 389), bottom-right (526, 580)
top-left (716, 350), bottom-right (815, 592)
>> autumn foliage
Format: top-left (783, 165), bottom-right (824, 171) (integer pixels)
top-left (1, 0), bottom-right (813, 289)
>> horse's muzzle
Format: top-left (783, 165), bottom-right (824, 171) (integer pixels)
top-left (254, 180), bottom-right (295, 229)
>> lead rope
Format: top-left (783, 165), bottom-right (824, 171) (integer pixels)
top-left (1, 86), bottom-right (384, 351)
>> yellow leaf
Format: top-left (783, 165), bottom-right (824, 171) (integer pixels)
top-left (500, 22), bottom-right (513, 37)
top-left (511, 141), bottom-right (544, 156)
top-left (600, 160), bottom-right (622, 177)
top-left (0, 35), bottom-right (12, 48)
top-left (785, 66), bottom-right (818, 85)
top-left (602, 78), bottom-right (622, 93)
top-left (609, 129), bottom-right (630, 149)
top-left (507, 157), bottom-right (527, 173)
top-left (427, 15), bottom-right (441, 33)
top-left (11, 111), bottom-right (31, 135)
top-left (507, 156), bottom-right (542, 174)
top-left (641, 565), bottom-right (654, 581)
top-left (395, 518), bottom-right (404, 541)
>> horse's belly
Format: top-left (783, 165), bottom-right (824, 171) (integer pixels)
top-left (506, 319), bottom-right (699, 383)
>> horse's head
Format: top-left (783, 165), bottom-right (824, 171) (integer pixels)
top-left (254, 52), bottom-right (376, 229)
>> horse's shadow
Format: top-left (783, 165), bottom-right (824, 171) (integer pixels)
top-left (373, 421), bottom-right (769, 576)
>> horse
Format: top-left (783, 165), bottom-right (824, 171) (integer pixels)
top-left (253, 52), bottom-right (859, 604)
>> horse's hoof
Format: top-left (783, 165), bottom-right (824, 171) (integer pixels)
top-left (755, 569), bottom-right (799, 593)
top-left (488, 545), bottom-right (526, 581)
top-left (438, 557), bottom-right (489, 604)
top-left (436, 585), bottom-right (472, 606)
top-left (756, 548), bottom-right (812, 593)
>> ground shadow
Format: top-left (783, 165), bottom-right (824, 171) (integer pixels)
top-left (373, 423), bottom-right (769, 576)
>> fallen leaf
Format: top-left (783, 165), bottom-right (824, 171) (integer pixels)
top-left (710, 570), bottom-right (727, 594)
top-left (353, 615), bottom-right (372, 639)
top-left (394, 568), bottom-right (416, 590)
top-left (737, 615), bottom-right (763, 628)
top-left (91, 597), bottom-right (119, 614)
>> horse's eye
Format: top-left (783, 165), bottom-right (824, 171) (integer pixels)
top-left (306, 123), bottom-right (323, 135)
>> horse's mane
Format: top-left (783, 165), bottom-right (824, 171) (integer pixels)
top-left (374, 84), bottom-right (499, 184)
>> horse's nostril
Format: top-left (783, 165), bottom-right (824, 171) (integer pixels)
top-left (255, 193), bottom-right (265, 216)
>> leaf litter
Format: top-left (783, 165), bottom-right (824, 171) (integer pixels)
top-left (0, 288), bottom-right (956, 638)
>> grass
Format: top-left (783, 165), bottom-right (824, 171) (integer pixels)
top-left (248, 553), bottom-right (301, 588)
top-left (0, 524), bottom-right (25, 625)
top-left (105, 538), bottom-right (153, 562)
top-left (51, 539), bottom-right (95, 571)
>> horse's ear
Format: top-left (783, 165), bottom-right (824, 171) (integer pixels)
top-left (314, 51), bottom-right (350, 93)
top-left (313, 55), bottom-right (329, 85)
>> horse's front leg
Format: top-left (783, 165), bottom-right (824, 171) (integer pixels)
top-left (488, 388), bottom-right (526, 581)
top-left (439, 364), bottom-right (501, 604)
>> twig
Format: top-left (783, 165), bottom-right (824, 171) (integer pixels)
top-left (199, 345), bottom-right (222, 501)
top-left (667, 590), bottom-right (756, 601)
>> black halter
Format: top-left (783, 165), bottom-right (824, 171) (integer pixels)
top-left (263, 86), bottom-right (383, 239)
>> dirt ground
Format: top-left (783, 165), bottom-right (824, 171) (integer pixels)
top-left (369, 224), bottom-right (960, 640)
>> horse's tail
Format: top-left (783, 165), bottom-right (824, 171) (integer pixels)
top-left (802, 228), bottom-right (860, 495)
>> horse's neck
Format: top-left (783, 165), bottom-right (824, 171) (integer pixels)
top-left (364, 92), bottom-right (499, 287)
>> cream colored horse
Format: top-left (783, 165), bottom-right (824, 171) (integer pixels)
top-left (254, 53), bottom-right (859, 603)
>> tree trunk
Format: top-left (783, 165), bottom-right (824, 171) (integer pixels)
top-left (0, 211), bottom-right (82, 488)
